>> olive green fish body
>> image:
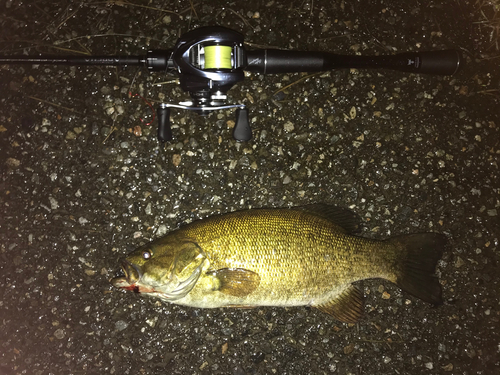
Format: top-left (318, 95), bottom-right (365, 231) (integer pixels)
top-left (178, 210), bottom-right (389, 306)
top-left (112, 206), bottom-right (446, 322)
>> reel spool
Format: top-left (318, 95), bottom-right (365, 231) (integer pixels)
top-left (197, 44), bottom-right (233, 70)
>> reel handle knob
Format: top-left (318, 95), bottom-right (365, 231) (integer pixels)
top-left (233, 108), bottom-right (252, 142)
top-left (157, 105), bottom-right (172, 142)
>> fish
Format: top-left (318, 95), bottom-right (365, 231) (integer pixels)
top-left (111, 205), bottom-right (446, 322)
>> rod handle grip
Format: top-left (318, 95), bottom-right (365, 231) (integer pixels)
top-left (404, 49), bottom-right (462, 75)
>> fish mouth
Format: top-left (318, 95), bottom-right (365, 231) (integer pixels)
top-left (121, 259), bottom-right (142, 284)
top-left (111, 260), bottom-right (143, 291)
top-left (111, 260), bottom-right (161, 295)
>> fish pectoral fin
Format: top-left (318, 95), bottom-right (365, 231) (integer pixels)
top-left (210, 268), bottom-right (261, 298)
top-left (313, 284), bottom-right (364, 323)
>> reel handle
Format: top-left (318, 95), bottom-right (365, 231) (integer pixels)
top-left (233, 108), bottom-right (252, 142)
top-left (157, 105), bottom-right (172, 142)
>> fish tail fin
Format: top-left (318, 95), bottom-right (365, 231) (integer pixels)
top-left (388, 233), bottom-right (447, 305)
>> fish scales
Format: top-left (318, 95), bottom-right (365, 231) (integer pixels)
top-left (112, 206), bottom-right (446, 322)
top-left (181, 210), bottom-right (384, 305)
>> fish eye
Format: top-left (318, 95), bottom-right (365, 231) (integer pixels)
top-left (142, 250), bottom-right (152, 260)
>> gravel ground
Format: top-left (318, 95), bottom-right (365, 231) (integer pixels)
top-left (1, 1), bottom-right (499, 374)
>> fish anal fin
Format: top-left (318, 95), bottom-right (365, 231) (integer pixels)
top-left (313, 285), bottom-right (364, 323)
top-left (211, 268), bottom-right (261, 298)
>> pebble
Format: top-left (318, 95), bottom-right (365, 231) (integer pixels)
top-left (115, 320), bottom-right (128, 331)
top-left (455, 256), bottom-right (465, 268)
top-left (66, 131), bottom-right (77, 140)
top-left (54, 329), bottom-right (65, 340)
top-left (442, 363), bottom-right (454, 371)
top-left (156, 225), bottom-right (167, 236)
top-left (349, 106), bottom-right (357, 119)
top-left (49, 197), bottom-right (59, 210)
top-left (343, 343), bottom-right (355, 355)
top-left (172, 154), bottom-right (181, 166)
top-left (284, 121), bottom-right (294, 132)
top-left (6, 158), bottom-right (20, 168)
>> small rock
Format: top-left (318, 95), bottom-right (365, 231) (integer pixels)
top-left (350, 106), bottom-right (357, 119)
top-left (115, 320), bottom-right (128, 331)
top-left (455, 256), bottom-right (465, 268)
top-left (49, 197), bottom-right (59, 210)
top-left (172, 154), bottom-right (181, 167)
top-left (54, 328), bottom-right (65, 339)
top-left (199, 362), bottom-right (209, 370)
top-left (6, 158), bottom-right (20, 168)
top-left (442, 363), bottom-right (453, 371)
top-left (156, 225), bottom-right (167, 236)
top-left (66, 131), bottom-right (77, 140)
top-left (284, 121), bottom-right (294, 132)
top-left (343, 343), bottom-right (355, 355)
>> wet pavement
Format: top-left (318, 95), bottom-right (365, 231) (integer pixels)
top-left (1, 0), bottom-right (499, 374)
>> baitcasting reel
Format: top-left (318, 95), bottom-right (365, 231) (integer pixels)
top-left (0, 26), bottom-right (462, 142)
top-left (152, 27), bottom-right (250, 142)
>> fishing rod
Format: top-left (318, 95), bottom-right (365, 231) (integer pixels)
top-left (0, 26), bottom-right (462, 142)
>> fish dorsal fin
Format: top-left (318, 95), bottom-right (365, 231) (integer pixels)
top-left (295, 204), bottom-right (363, 234)
top-left (313, 284), bottom-right (364, 323)
top-left (210, 268), bottom-right (261, 297)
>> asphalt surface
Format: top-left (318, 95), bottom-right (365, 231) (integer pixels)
top-left (1, 1), bottom-right (499, 374)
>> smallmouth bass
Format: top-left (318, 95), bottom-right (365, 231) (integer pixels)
top-left (112, 205), bottom-right (446, 322)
